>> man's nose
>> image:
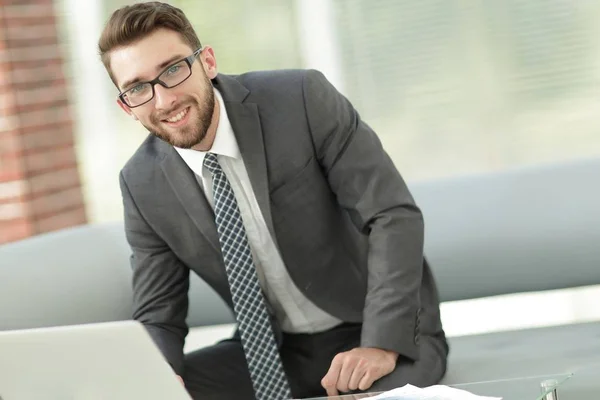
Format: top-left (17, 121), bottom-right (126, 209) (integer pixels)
top-left (153, 84), bottom-right (176, 110)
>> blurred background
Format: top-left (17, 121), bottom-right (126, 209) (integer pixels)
top-left (1, 0), bottom-right (599, 340)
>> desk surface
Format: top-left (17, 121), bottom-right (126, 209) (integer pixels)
top-left (303, 364), bottom-right (600, 400)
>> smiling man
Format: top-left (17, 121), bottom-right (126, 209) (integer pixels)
top-left (98, 2), bottom-right (448, 400)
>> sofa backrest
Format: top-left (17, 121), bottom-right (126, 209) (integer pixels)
top-left (411, 157), bottom-right (600, 302)
top-left (0, 222), bottom-right (233, 331)
top-left (1, 157), bottom-right (598, 329)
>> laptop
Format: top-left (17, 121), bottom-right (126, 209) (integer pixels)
top-left (0, 320), bottom-right (192, 400)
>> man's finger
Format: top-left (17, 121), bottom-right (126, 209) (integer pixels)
top-left (321, 354), bottom-right (343, 396)
top-left (348, 359), bottom-right (367, 391)
top-left (336, 356), bottom-right (357, 393)
top-left (358, 371), bottom-right (376, 391)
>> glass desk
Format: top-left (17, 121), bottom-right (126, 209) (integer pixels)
top-left (546, 364), bottom-right (600, 400)
top-left (302, 372), bottom-right (574, 400)
top-left (454, 364), bottom-right (600, 400)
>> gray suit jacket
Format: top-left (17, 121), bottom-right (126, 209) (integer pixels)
top-left (119, 69), bottom-right (446, 375)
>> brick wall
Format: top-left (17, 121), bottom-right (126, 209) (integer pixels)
top-left (0, 1), bottom-right (86, 244)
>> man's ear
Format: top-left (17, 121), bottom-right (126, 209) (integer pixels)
top-left (200, 46), bottom-right (218, 80)
top-left (117, 99), bottom-right (138, 120)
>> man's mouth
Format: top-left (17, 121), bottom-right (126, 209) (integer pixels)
top-left (163, 107), bottom-right (190, 124)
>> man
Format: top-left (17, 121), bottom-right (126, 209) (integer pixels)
top-left (98, 2), bottom-right (448, 399)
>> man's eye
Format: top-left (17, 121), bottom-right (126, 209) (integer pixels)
top-left (166, 65), bottom-right (181, 75)
top-left (129, 84), bottom-right (145, 94)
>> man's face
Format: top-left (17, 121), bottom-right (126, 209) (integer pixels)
top-left (110, 28), bottom-right (216, 148)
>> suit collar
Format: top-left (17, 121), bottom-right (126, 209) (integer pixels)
top-left (211, 73), bottom-right (250, 104)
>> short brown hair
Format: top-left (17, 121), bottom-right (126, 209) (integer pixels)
top-left (98, 1), bottom-right (202, 86)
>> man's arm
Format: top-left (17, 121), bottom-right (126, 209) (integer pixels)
top-left (120, 171), bottom-right (190, 375)
top-left (302, 70), bottom-right (423, 359)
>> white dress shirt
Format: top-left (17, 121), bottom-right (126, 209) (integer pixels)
top-left (175, 88), bottom-right (342, 333)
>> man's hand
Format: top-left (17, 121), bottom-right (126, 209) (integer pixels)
top-left (321, 347), bottom-right (398, 396)
top-left (176, 375), bottom-right (185, 386)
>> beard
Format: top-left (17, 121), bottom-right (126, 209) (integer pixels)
top-left (144, 73), bottom-right (215, 149)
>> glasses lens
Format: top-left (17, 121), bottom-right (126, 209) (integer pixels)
top-left (123, 83), bottom-right (153, 107)
top-left (159, 60), bottom-right (192, 88)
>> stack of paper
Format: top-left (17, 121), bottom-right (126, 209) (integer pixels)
top-left (370, 384), bottom-right (502, 400)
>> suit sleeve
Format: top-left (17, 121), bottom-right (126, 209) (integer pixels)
top-left (119, 171), bottom-right (190, 375)
top-left (302, 69), bottom-right (423, 361)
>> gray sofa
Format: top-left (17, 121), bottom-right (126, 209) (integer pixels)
top-left (413, 157), bottom-right (600, 383)
top-left (1, 157), bottom-right (599, 385)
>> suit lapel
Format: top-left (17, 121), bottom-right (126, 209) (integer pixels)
top-left (213, 74), bottom-right (279, 244)
top-left (160, 146), bottom-right (221, 254)
top-left (226, 101), bottom-right (278, 243)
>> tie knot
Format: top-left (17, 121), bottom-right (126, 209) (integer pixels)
top-left (203, 152), bottom-right (222, 175)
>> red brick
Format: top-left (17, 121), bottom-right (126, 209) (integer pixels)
top-left (0, 59), bottom-right (63, 76)
top-left (0, 182), bottom-right (82, 205)
top-left (24, 145), bottom-right (78, 174)
top-left (5, 24), bottom-right (56, 41)
top-left (20, 123), bottom-right (73, 151)
top-left (0, 171), bottom-right (23, 182)
top-left (30, 186), bottom-right (84, 217)
top-left (0, 179), bottom-right (29, 200)
top-left (0, 201), bottom-right (27, 220)
top-left (0, 130), bottom-right (21, 154)
top-left (16, 105), bottom-right (72, 128)
top-left (1, 44), bottom-right (61, 63)
top-left (4, 15), bottom-right (55, 28)
top-left (28, 166), bottom-right (81, 194)
top-left (17, 98), bottom-right (69, 114)
top-left (11, 78), bottom-right (66, 93)
top-left (3, 34), bottom-right (57, 49)
top-left (2, 4), bottom-right (55, 19)
top-left (0, 195), bottom-right (23, 205)
top-left (36, 205), bottom-right (86, 233)
top-left (7, 63), bottom-right (63, 85)
top-left (18, 119), bottom-right (71, 136)
top-left (0, 92), bottom-right (16, 113)
top-left (3, 183), bottom-right (80, 204)
top-left (0, 152), bottom-right (24, 179)
top-left (0, 218), bottom-right (33, 243)
top-left (0, 113), bottom-right (19, 132)
top-left (15, 84), bottom-right (69, 106)
top-left (0, 105), bottom-right (17, 115)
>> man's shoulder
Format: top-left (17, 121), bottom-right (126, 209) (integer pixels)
top-left (224, 69), bottom-right (325, 106)
top-left (235, 68), bottom-right (306, 85)
top-left (230, 68), bottom-right (326, 95)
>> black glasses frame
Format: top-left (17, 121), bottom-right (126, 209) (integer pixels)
top-left (118, 47), bottom-right (203, 108)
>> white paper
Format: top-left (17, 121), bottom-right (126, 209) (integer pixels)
top-left (369, 384), bottom-right (502, 400)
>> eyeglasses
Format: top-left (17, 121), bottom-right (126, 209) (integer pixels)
top-left (118, 48), bottom-right (203, 108)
